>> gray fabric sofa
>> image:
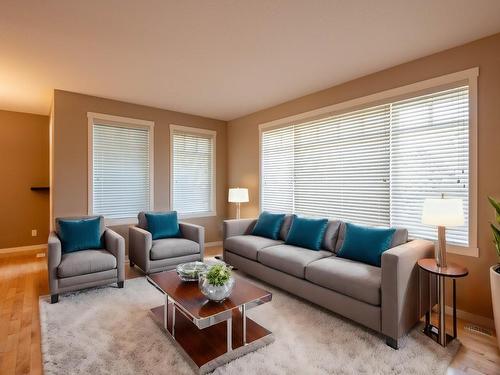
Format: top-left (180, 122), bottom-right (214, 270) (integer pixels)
top-left (223, 216), bottom-right (434, 349)
top-left (48, 216), bottom-right (125, 304)
top-left (128, 211), bottom-right (205, 274)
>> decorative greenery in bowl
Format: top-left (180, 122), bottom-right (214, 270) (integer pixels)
top-left (199, 263), bottom-right (235, 302)
top-left (205, 263), bottom-right (233, 286)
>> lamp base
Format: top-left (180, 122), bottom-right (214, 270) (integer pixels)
top-left (436, 226), bottom-right (447, 268)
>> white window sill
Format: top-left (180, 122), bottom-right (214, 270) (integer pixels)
top-left (178, 211), bottom-right (217, 219)
top-left (447, 245), bottom-right (479, 258)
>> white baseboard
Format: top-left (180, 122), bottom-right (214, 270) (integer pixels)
top-left (0, 244), bottom-right (47, 255)
top-left (444, 305), bottom-right (495, 329)
top-left (206, 241), bottom-right (222, 248)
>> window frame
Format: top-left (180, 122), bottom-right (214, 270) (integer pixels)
top-left (259, 68), bottom-right (479, 257)
top-left (87, 112), bottom-right (155, 226)
top-left (169, 124), bottom-right (217, 219)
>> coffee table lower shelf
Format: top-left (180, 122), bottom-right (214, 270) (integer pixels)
top-left (150, 303), bottom-right (274, 374)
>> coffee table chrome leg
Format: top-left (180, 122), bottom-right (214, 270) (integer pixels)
top-left (172, 304), bottom-right (176, 339)
top-left (164, 294), bottom-right (168, 331)
top-left (227, 317), bottom-right (232, 352)
top-left (242, 304), bottom-right (247, 345)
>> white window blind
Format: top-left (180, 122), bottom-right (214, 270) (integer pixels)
top-left (171, 128), bottom-right (215, 216)
top-left (390, 86), bottom-right (469, 245)
top-left (92, 123), bottom-right (152, 219)
top-left (261, 85), bottom-right (469, 246)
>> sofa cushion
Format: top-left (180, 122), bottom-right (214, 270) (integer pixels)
top-left (258, 244), bottom-right (332, 278)
top-left (57, 249), bottom-right (116, 278)
top-left (150, 238), bottom-right (199, 260)
top-left (224, 235), bottom-right (283, 261)
top-left (335, 222), bottom-right (408, 253)
top-left (337, 223), bottom-right (396, 267)
top-left (305, 256), bottom-right (382, 306)
top-left (252, 211), bottom-right (286, 240)
top-left (285, 216), bottom-right (329, 250)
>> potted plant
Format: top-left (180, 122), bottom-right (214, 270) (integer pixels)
top-left (488, 196), bottom-right (500, 348)
top-left (199, 263), bottom-right (235, 303)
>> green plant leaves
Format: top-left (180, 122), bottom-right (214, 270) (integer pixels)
top-left (205, 263), bottom-right (232, 287)
top-left (489, 196), bottom-right (500, 259)
top-left (488, 196), bottom-right (500, 224)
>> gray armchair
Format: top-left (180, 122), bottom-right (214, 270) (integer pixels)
top-left (48, 216), bottom-right (125, 303)
top-left (129, 211), bottom-right (205, 274)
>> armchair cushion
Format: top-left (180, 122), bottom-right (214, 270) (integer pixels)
top-left (144, 211), bottom-right (181, 240)
top-left (57, 249), bottom-right (117, 278)
top-left (57, 217), bottom-right (103, 253)
top-left (150, 238), bottom-right (199, 260)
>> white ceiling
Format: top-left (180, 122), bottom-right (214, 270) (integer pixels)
top-left (1, 1), bottom-right (500, 121)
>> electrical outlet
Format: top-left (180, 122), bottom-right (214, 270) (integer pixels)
top-left (31, 229), bottom-right (37, 237)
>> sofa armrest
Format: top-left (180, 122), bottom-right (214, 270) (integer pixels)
top-left (104, 229), bottom-right (125, 282)
top-left (128, 226), bottom-right (153, 273)
top-left (381, 239), bottom-right (434, 343)
top-left (223, 219), bottom-right (257, 240)
top-left (47, 231), bottom-right (62, 295)
top-left (179, 222), bottom-right (205, 258)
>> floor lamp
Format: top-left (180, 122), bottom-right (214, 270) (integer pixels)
top-left (228, 188), bottom-right (249, 219)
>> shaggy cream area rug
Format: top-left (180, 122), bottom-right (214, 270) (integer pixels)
top-left (40, 275), bottom-right (459, 374)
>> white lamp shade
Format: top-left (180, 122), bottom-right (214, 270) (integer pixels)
top-left (421, 198), bottom-right (464, 227)
top-left (228, 188), bottom-right (249, 203)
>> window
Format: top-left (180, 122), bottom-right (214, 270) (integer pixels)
top-left (88, 113), bottom-right (154, 223)
top-left (261, 84), bottom-right (472, 248)
top-left (170, 125), bottom-right (216, 218)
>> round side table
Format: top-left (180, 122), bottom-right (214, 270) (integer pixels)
top-left (418, 258), bottom-right (468, 347)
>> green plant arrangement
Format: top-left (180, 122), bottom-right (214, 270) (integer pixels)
top-left (488, 196), bottom-right (500, 263)
top-left (205, 263), bottom-right (233, 287)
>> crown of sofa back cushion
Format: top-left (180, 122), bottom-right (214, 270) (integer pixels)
top-left (55, 215), bottom-right (105, 237)
top-left (279, 214), bottom-right (294, 240)
top-left (334, 222), bottom-right (408, 253)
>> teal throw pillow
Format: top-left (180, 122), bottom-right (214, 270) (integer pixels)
top-left (58, 217), bottom-right (102, 253)
top-left (145, 211), bottom-right (181, 240)
top-left (285, 215), bottom-right (328, 250)
top-left (251, 211), bottom-right (286, 240)
top-left (337, 223), bottom-right (396, 267)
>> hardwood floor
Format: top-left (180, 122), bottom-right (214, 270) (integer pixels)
top-left (1, 247), bottom-right (499, 375)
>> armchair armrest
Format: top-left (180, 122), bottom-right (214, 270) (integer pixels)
top-left (179, 222), bottom-right (205, 258)
top-left (381, 239), bottom-right (434, 344)
top-left (104, 229), bottom-right (125, 282)
top-left (128, 226), bottom-right (152, 273)
top-left (223, 218), bottom-right (257, 240)
top-left (47, 231), bottom-right (62, 295)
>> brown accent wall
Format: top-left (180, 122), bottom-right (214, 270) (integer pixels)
top-left (227, 33), bottom-right (500, 320)
top-left (0, 110), bottom-right (49, 249)
top-left (52, 90), bottom-right (227, 248)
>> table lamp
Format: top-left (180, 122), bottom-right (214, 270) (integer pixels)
top-left (421, 195), bottom-right (464, 267)
top-left (228, 188), bottom-right (249, 219)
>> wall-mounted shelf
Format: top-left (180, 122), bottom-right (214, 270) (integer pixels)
top-left (30, 186), bottom-right (50, 191)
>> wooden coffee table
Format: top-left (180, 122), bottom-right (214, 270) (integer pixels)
top-left (147, 270), bottom-right (274, 374)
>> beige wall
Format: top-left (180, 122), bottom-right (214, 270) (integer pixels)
top-left (0, 110), bottom-right (49, 249)
top-left (228, 33), bottom-right (500, 320)
top-left (52, 90), bottom-right (227, 247)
